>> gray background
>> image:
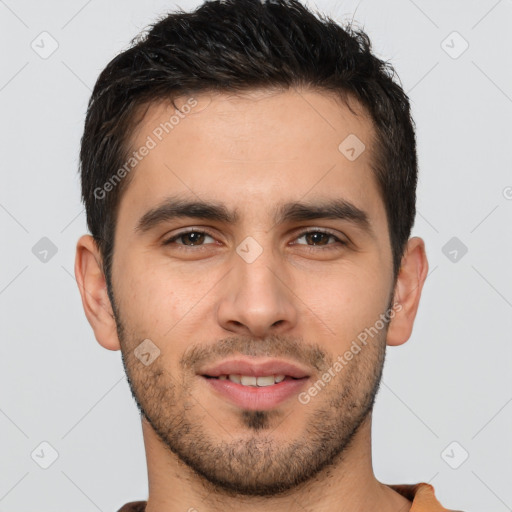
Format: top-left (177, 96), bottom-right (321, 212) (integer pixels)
top-left (1, 0), bottom-right (511, 510)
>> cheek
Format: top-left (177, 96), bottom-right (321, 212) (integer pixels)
top-left (116, 256), bottom-right (215, 341)
top-left (297, 263), bottom-right (390, 346)
top-left (114, 258), bottom-right (175, 333)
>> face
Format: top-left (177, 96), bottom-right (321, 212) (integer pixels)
top-left (107, 88), bottom-right (397, 495)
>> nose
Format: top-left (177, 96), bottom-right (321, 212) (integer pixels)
top-left (216, 247), bottom-right (299, 339)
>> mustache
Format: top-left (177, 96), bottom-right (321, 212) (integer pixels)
top-left (180, 334), bottom-right (330, 373)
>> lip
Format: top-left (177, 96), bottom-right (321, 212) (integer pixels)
top-left (201, 375), bottom-right (309, 410)
top-left (198, 357), bottom-right (311, 379)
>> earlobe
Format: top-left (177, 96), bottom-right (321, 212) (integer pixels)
top-left (74, 235), bottom-right (121, 351)
top-left (386, 237), bottom-right (429, 347)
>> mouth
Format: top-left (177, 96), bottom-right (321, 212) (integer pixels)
top-left (199, 357), bottom-right (310, 379)
top-left (198, 358), bottom-right (311, 410)
top-left (202, 374), bottom-right (304, 386)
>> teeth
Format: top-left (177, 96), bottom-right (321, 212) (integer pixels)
top-left (220, 374), bottom-right (287, 386)
top-left (240, 375), bottom-right (257, 386)
top-left (256, 376), bottom-right (275, 387)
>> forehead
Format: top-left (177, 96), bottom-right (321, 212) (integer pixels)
top-left (118, 88), bottom-right (384, 228)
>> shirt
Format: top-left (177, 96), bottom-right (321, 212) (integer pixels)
top-left (117, 482), bottom-right (463, 511)
top-left (389, 483), bottom-right (463, 511)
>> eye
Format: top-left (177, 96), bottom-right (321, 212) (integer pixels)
top-left (293, 229), bottom-right (347, 249)
top-left (163, 230), bottom-right (216, 247)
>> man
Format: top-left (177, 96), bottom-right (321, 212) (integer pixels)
top-left (74, 0), bottom-right (462, 510)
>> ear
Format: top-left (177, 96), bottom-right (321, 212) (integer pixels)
top-left (386, 236), bottom-right (429, 347)
top-left (74, 234), bottom-right (121, 351)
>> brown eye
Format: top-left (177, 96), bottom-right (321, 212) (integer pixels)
top-left (163, 230), bottom-right (215, 247)
top-left (303, 232), bottom-right (331, 245)
top-left (294, 230), bottom-right (345, 248)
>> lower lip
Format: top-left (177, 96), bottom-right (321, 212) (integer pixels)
top-left (202, 376), bottom-right (309, 410)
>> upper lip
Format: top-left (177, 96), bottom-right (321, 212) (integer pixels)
top-left (199, 358), bottom-right (311, 379)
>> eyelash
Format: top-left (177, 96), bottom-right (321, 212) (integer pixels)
top-left (162, 228), bottom-right (347, 252)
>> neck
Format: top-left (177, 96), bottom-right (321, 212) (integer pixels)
top-left (141, 413), bottom-right (412, 512)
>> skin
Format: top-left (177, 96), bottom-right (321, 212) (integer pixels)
top-left (75, 87), bottom-right (428, 512)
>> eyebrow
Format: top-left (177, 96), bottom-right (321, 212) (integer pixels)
top-left (135, 195), bottom-right (373, 236)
